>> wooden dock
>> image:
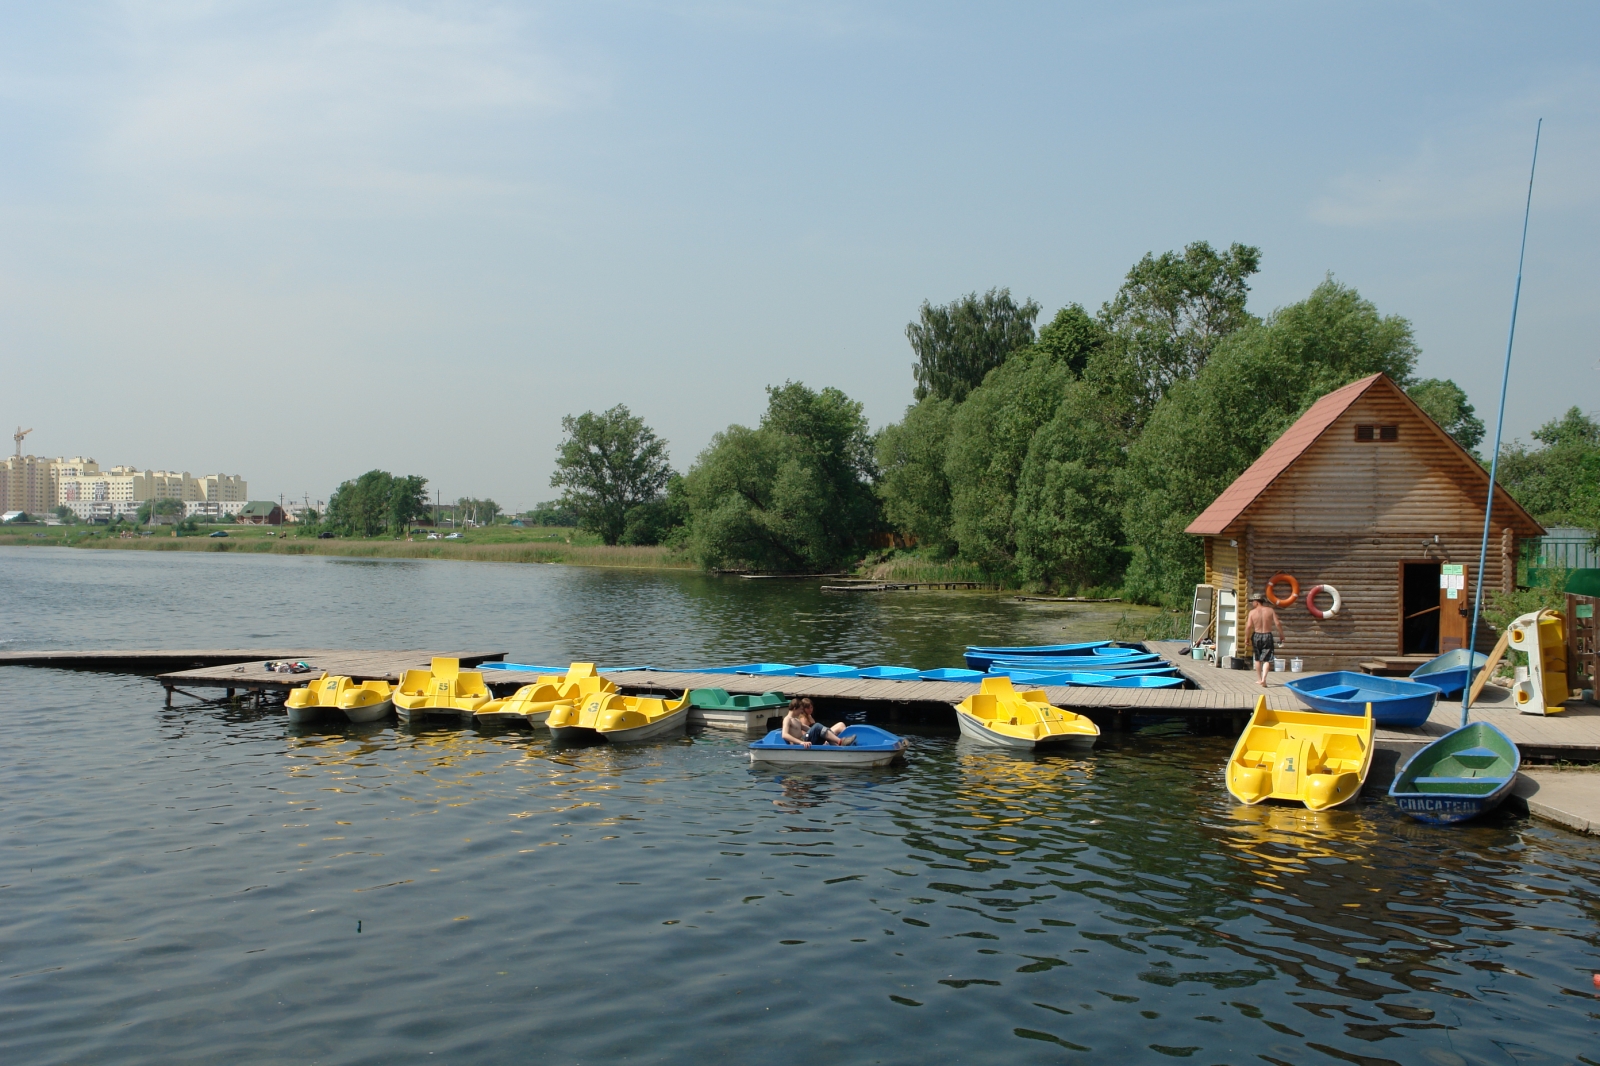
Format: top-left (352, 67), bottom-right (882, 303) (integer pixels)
top-left (3, 643), bottom-right (1596, 759)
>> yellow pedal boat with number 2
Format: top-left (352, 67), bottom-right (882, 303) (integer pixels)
top-left (392, 657), bottom-right (491, 722)
top-left (474, 663), bottom-right (619, 727)
top-left (954, 676), bottom-right (1100, 750)
top-left (285, 674), bottom-right (395, 724)
top-left (547, 689), bottom-right (690, 743)
top-left (1226, 696), bottom-right (1373, 811)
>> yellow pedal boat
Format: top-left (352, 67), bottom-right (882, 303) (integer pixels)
top-left (547, 689), bottom-right (690, 743)
top-left (392, 657), bottom-right (491, 722)
top-left (474, 663), bottom-right (619, 727)
top-left (1226, 696), bottom-right (1373, 811)
top-left (953, 676), bottom-right (1100, 750)
top-left (285, 674), bottom-right (395, 724)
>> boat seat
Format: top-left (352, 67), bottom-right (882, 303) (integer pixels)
top-left (1414, 774), bottom-right (1502, 786)
top-left (1450, 747), bottom-right (1502, 766)
top-left (1322, 686), bottom-right (1361, 700)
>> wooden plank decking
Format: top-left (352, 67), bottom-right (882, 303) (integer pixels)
top-left (154, 650), bottom-right (506, 698)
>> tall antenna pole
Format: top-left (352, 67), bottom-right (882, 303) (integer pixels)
top-left (1463, 118), bottom-right (1542, 728)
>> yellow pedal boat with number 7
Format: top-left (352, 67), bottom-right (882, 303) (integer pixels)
top-left (392, 657), bottom-right (492, 722)
top-left (547, 689), bottom-right (690, 743)
top-left (285, 674), bottom-right (396, 724)
top-left (473, 663), bottom-right (619, 727)
top-left (954, 676), bottom-right (1100, 750)
top-left (1226, 696), bottom-right (1373, 811)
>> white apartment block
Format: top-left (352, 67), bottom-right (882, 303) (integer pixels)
top-left (5, 453), bottom-right (248, 520)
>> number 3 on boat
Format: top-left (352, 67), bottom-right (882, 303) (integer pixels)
top-left (1226, 696), bottom-right (1373, 811)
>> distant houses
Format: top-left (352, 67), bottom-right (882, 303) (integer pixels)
top-left (237, 502), bottom-right (286, 526)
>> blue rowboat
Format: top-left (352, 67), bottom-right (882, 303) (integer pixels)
top-left (1284, 671), bottom-right (1440, 728)
top-left (985, 656), bottom-right (1164, 672)
top-left (964, 643), bottom-right (1129, 671)
top-left (919, 668), bottom-right (987, 682)
top-left (966, 641), bottom-right (1113, 655)
top-left (748, 724), bottom-right (907, 767)
top-left (1388, 722), bottom-right (1520, 824)
top-left (1408, 649), bottom-right (1490, 698)
top-left (790, 663), bottom-right (863, 678)
top-left (856, 666), bottom-right (922, 681)
top-left (985, 659), bottom-right (1177, 675)
top-left (1007, 671), bottom-right (1186, 689)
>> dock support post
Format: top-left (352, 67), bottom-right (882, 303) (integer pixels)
top-left (164, 685), bottom-right (173, 708)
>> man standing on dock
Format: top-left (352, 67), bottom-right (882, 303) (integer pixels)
top-left (1243, 592), bottom-right (1284, 687)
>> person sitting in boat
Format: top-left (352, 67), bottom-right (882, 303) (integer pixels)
top-left (782, 698), bottom-right (854, 747)
top-left (1243, 592), bottom-right (1284, 687)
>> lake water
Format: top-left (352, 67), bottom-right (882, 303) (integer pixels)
top-left (3, 547), bottom-right (1599, 1065)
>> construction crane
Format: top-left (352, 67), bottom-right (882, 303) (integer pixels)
top-left (13, 426), bottom-right (32, 457)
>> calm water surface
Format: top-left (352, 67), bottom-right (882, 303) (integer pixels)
top-left (2, 548), bottom-right (1598, 1065)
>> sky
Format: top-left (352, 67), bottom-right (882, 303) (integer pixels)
top-left (2, 1), bottom-right (1597, 511)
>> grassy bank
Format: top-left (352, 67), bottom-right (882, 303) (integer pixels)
top-left (0, 525), bottom-right (696, 570)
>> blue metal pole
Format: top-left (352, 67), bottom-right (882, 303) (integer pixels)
top-left (1462, 118), bottom-right (1542, 728)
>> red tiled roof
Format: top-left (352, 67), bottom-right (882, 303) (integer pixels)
top-left (1185, 373), bottom-right (1542, 536)
top-left (1185, 374), bottom-right (1383, 536)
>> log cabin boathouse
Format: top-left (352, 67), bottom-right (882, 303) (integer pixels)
top-left (1184, 372), bottom-right (1544, 672)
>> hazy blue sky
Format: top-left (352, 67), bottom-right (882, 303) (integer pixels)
top-left (3, 2), bottom-right (1596, 511)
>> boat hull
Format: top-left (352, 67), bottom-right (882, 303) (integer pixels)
top-left (342, 699), bottom-right (392, 724)
top-left (1225, 697), bottom-right (1374, 811)
top-left (1285, 672), bottom-right (1439, 728)
top-left (286, 704), bottom-right (325, 724)
top-left (1391, 784), bottom-right (1515, 825)
top-left (600, 707), bottom-right (688, 743)
top-left (956, 710), bottom-right (1096, 749)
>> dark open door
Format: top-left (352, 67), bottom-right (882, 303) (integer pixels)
top-left (1401, 562), bottom-right (1441, 655)
top-left (1439, 563), bottom-right (1469, 652)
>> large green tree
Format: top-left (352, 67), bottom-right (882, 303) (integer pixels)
top-left (874, 397), bottom-right (956, 553)
top-left (943, 350), bottom-right (1078, 574)
top-left (1119, 278), bottom-right (1420, 604)
top-left (1496, 407), bottom-right (1600, 527)
top-left (683, 382), bottom-right (878, 571)
top-left (1098, 240), bottom-right (1262, 421)
top-left (1408, 378), bottom-right (1485, 452)
top-left (327, 470), bottom-right (429, 537)
top-left (551, 405), bottom-right (674, 545)
top-left (907, 288), bottom-right (1040, 403)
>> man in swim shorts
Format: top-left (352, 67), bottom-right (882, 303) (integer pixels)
top-left (781, 698), bottom-right (854, 747)
top-left (1243, 592), bottom-right (1284, 687)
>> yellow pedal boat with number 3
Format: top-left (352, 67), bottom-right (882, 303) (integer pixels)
top-left (473, 663), bottom-right (619, 727)
top-left (1226, 696), bottom-right (1373, 811)
top-left (954, 676), bottom-right (1100, 750)
top-left (392, 657), bottom-right (492, 722)
top-left (547, 689), bottom-right (690, 743)
top-left (285, 674), bottom-right (395, 724)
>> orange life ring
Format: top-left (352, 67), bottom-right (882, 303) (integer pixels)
top-left (1305, 583), bottom-right (1341, 619)
top-left (1264, 573), bottom-right (1299, 608)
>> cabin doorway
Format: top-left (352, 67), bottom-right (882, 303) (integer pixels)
top-left (1401, 562), bottom-right (1441, 655)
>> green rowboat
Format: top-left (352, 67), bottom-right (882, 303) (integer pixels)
top-left (1388, 722), bottom-right (1520, 825)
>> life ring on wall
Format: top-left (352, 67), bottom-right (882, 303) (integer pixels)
top-left (1305, 583), bottom-right (1342, 619)
top-left (1265, 573), bottom-right (1299, 608)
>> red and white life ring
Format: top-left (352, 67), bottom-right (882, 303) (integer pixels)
top-left (1305, 584), bottom-right (1342, 619)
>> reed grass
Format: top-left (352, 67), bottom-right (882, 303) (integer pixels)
top-left (52, 536), bottom-right (696, 569)
top-left (856, 554), bottom-right (995, 585)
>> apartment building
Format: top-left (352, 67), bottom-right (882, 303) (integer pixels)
top-left (15, 453), bottom-right (250, 520)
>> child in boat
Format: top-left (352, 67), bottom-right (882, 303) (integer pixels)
top-left (782, 698), bottom-right (854, 747)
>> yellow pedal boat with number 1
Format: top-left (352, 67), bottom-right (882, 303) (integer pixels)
top-left (473, 663), bottom-right (619, 728)
top-left (547, 689), bottom-right (690, 743)
top-left (954, 676), bottom-right (1100, 750)
top-left (392, 657), bottom-right (492, 722)
top-left (1226, 696), bottom-right (1373, 811)
top-left (285, 674), bottom-right (395, 724)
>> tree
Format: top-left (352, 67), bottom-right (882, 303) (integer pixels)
top-left (683, 382), bottom-right (878, 571)
top-left (326, 470), bottom-right (429, 537)
top-left (1099, 240), bottom-right (1262, 419)
top-left (1408, 378), bottom-right (1485, 452)
top-left (1496, 407), bottom-right (1600, 526)
top-left (1012, 382), bottom-right (1127, 591)
top-left (52, 505), bottom-right (76, 524)
top-left (908, 288), bottom-right (1040, 403)
top-left (551, 405), bottom-right (673, 545)
top-left (454, 496), bottom-right (502, 527)
top-left (875, 397), bottom-right (956, 553)
top-left (525, 500), bottom-right (579, 527)
top-left (136, 498), bottom-right (185, 524)
top-left (943, 350), bottom-right (1078, 575)
top-left (1034, 303), bottom-right (1107, 378)
top-left (1120, 278), bottom-right (1420, 604)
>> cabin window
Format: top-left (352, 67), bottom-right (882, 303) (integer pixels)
top-left (1355, 424), bottom-right (1398, 442)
